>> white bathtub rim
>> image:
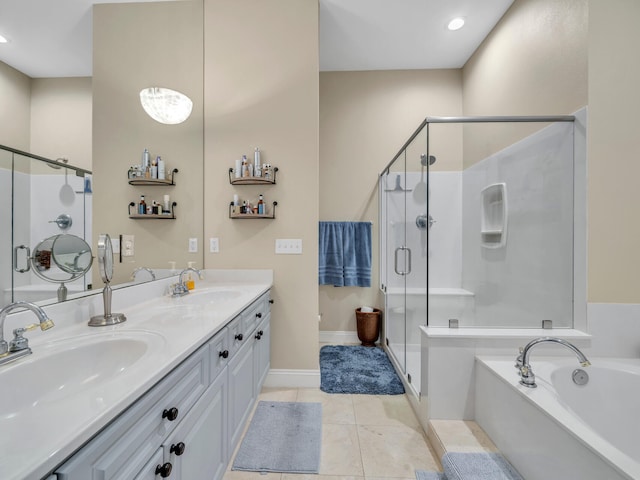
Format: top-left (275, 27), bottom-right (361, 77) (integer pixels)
top-left (476, 355), bottom-right (640, 480)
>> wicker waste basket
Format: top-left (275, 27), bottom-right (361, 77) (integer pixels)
top-left (355, 307), bottom-right (381, 347)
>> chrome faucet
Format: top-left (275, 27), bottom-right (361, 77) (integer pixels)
top-left (518, 336), bottom-right (590, 388)
top-left (131, 266), bottom-right (156, 281)
top-left (171, 267), bottom-right (203, 297)
top-left (0, 301), bottom-right (54, 366)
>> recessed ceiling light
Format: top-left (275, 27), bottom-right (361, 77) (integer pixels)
top-left (447, 17), bottom-right (465, 31)
top-left (0, 34), bottom-right (9, 44)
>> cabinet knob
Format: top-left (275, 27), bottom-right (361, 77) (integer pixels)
top-left (170, 442), bottom-right (186, 456)
top-left (155, 462), bottom-right (172, 478)
top-left (258, 330), bottom-right (264, 336)
top-left (162, 407), bottom-right (179, 421)
top-left (219, 350), bottom-right (229, 359)
top-left (256, 312), bottom-right (262, 318)
top-left (255, 333), bottom-right (262, 340)
top-left (269, 299), bottom-right (274, 304)
top-left (235, 333), bottom-right (243, 341)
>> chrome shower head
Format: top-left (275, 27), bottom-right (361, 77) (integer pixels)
top-left (420, 154), bottom-right (436, 166)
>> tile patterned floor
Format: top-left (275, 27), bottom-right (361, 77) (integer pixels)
top-left (223, 387), bottom-right (441, 480)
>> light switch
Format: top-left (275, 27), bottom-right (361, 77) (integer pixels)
top-left (122, 235), bottom-right (134, 256)
top-left (275, 239), bottom-right (303, 254)
top-left (209, 237), bottom-right (219, 253)
top-left (188, 238), bottom-right (198, 253)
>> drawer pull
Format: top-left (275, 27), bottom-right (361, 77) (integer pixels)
top-left (155, 462), bottom-right (172, 477)
top-left (219, 350), bottom-right (229, 359)
top-left (170, 442), bottom-right (186, 456)
top-left (256, 312), bottom-right (262, 318)
top-left (162, 407), bottom-right (179, 421)
top-left (235, 333), bottom-right (243, 341)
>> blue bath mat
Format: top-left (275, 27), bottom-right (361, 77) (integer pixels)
top-left (232, 401), bottom-right (322, 473)
top-left (415, 471), bottom-right (447, 480)
top-left (319, 345), bottom-right (405, 394)
top-left (442, 452), bottom-right (524, 480)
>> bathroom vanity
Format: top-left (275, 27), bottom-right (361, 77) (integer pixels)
top-left (0, 270), bottom-right (272, 480)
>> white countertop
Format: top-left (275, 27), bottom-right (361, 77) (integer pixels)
top-left (0, 270), bottom-right (272, 480)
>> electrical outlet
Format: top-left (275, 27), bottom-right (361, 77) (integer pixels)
top-left (188, 238), bottom-right (198, 253)
top-left (209, 237), bottom-right (219, 253)
top-left (275, 239), bottom-right (303, 254)
top-left (122, 235), bottom-right (134, 257)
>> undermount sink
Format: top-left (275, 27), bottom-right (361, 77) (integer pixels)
top-left (0, 331), bottom-right (165, 418)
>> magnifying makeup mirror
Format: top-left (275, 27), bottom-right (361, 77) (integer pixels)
top-left (88, 234), bottom-right (127, 326)
top-left (26, 234), bottom-right (93, 301)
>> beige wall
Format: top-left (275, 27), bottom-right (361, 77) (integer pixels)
top-left (203, 0), bottom-right (319, 370)
top-left (0, 61), bottom-right (30, 150)
top-left (30, 78), bottom-right (92, 170)
top-left (92, 1), bottom-right (204, 285)
top-left (319, 69), bottom-right (463, 333)
top-left (587, 0), bottom-right (640, 303)
top-left (462, 0), bottom-right (588, 167)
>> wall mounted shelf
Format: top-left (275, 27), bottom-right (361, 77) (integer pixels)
top-left (228, 167), bottom-right (278, 185)
top-left (128, 168), bottom-right (178, 186)
top-left (128, 201), bottom-right (177, 219)
top-left (229, 201), bottom-right (277, 219)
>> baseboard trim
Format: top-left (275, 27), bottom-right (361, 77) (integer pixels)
top-left (319, 330), bottom-right (359, 344)
top-left (264, 369), bottom-right (321, 388)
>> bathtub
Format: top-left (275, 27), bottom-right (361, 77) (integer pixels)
top-left (475, 356), bottom-right (640, 480)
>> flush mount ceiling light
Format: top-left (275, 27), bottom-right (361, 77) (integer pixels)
top-left (447, 17), bottom-right (465, 31)
top-left (139, 87), bottom-right (193, 125)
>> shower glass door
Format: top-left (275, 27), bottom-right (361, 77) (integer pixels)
top-left (383, 151), bottom-right (407, 376)
top-left (380, 122), bottom-right (429, 396)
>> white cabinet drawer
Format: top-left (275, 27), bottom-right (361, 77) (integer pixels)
top-left (56, 345), bottom-right (209, 480)
top-left (242, 292), bottom-right (270, 335)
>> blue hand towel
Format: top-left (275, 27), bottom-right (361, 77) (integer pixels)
top-left (342, 222), bottom-right (371, 287)
top-left (319, 222), bottom-right (345, 286)
top-left (319, 222), bottom-right (371, 287)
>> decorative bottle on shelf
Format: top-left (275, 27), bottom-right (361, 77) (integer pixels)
top-left (242, 155), bottom-right (249, 178)
top-left (138, 195), bottom-right (146, 215)
top-left (258, 194), bottom-right (265, 215)
top-left (254, 147), bottom-right (261, 177)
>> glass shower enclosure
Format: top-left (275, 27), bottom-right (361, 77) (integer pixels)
top-left (379, 115), bottom-right (578, 397)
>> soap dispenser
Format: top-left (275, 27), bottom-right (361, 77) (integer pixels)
top-left (186, 261), bottom-right (196, 290)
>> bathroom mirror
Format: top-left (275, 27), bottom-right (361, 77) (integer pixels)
top-left (0, 0), bottom-right (205, 308)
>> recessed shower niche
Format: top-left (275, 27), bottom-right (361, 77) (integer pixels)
top-left (480, 182), bottom-right (507, 248)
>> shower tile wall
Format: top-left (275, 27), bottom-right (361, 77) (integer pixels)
top-left (460, 122), bottom-right (575, 328)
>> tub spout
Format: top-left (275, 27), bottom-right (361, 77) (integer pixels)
top-left (519, 336), bottom-right (590, 388)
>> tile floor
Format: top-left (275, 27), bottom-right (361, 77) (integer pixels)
top-left (223, 387), bottom-right (441, 480)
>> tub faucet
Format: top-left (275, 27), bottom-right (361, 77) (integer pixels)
top-left (0, 301), bottom-right (54, 366)
top-left (518, 336), bottom-right (590, 388)
top-left (171, 267), bottom-right (203, 297)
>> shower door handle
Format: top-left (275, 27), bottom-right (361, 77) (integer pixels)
top-left (13, 245), bottom-right (31, 273)
top-left (394, 246), bottom-right (412, 276)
